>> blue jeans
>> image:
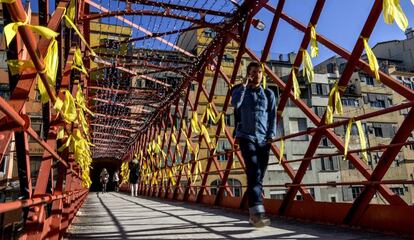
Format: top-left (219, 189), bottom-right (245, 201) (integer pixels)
top-left (238, 138), bottom-right (270, 215)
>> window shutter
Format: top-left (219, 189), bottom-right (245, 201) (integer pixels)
top-left (311, 84), bottom-right (317, 94)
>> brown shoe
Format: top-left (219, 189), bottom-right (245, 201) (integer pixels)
top-left (249, 213), bottom-right (270, 228)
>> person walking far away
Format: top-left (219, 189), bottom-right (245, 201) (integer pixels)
top-left (129, 158), bottom-right (140, 197)
top-left (113, 170), bottom-right (120, 192)
top-left (100, 168), bottom-right (109, 194)
top-left (231, 61), bottom-right (276, 228)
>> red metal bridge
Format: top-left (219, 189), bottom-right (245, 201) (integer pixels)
top-left (0, 0), bottom-right (414, 238)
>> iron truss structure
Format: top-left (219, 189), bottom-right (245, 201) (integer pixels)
top-left (0, 0), bottom-right (413, 238)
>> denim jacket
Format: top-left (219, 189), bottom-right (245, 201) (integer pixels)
top-left (231, 85), bottom-right (276, 144)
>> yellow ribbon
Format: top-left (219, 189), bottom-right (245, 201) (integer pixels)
top-left (279, 138), bottom-right (284, 164)
top-left (6, 60), bottom-right (34, 75)
top-left (171, 132), bottom-right (177, 144)
top-left (56, 126), bottom-right (65, 140)
top-left (310, 24), bottom-right (318, 58)
top-left (65, 0), bottom-right (76, 28)
top-left (61, 89), bottom-right (78, 123)
top-left (301, 48), bottom-right (314, 83)
top-left (72, 48), bottom-right (89, 75)
top-left (4, 20), bottom-right (58, 47)
top-left (343, 119), bottom-right (369, 164)
top-left (64, 15), bottom-right (96, 56)
top-left (0, 0), bottom-right (16, 3)
top-left (201, 125), bottom-right (214, 148)
top-left (292, 69), bottom-right (301, 100)
top-left (356, 120), bottom-right (369, 163)
top-left (191, 112), bottom-right (201, 133)
top-left (37, 38), bottom-right (58, 103)
top-left (186, 139), bottom-right (193, 154)
top-left (167, 168), bottom-right (176, 186)
top-left (261, 63), bottom-right (267, 89)
top-left (362, 37), bottom-right (380, 82)
top-left (76, 84), bottom-right (94, 116)
top-left (343, 119), bottom-right (353, 161)
top-left (121, 161), bottom-right (129, 184)
top-left (326, 82), bottom-right (346, 124)
top-left (219, 113), bottom-right (225, 134)
top-left (382, 0), bottom-right (408, 31)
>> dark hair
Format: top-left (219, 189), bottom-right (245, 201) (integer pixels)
top-left (247, 61), bottom-right (260, 74)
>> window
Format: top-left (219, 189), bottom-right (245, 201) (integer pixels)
top-left (320, 137), bottom-right (331, 147)
top-left (203, 29), bottom-right (216, 38)
top-left (327, 63), bottom-right (335, 73)
top-left (373, 126), bottom-right (383, 137)
top-left (342, 98), bottom-right (359, 107)
top-left (390, 187), bottom-right (404, 196)
top-left (351, 186), bottom-right (364, 199)
top-left (370, 100), bottom-right (386, 108)
top-left (223, 54), bottom-right (234, 63)
top-left (309, 188), bottom-right (315, 199)
top-left (210, 179), bottom-right (220, 195)
top-left (0, 83), bottom-right (10, 100)
top-left (316, 84), bottom-right (323, 95)
top-left (190, 83), bottom-right (195, 91)
top-left (370, 122), bottom-right (394, 138)
top-left (348, 161), bottom-right (355, 169)
top-left (270, 190), bottom-right (286, 200)
top-left (311, 84), bottom-right (329, 96)
top-left (225, 114), bottom-right (231, 126)
top-left (210, 178), bottom-right (242, 197)
top-left (289, 118), bottom-right (308, 141)
top-left (366, 76), bottom-right (375, 86)
top-left (228, 179), bottom-right (242, 197)
top-left (320, 156), bottom-right (338, 171)
top-left (29, 123), bottom-right (42, 142)
top-left (100, 39), bottom-right (120, 51)
top-left (314, 106), bottom-right (326, 118)
top-left (217, 140), bottom-right (230, 161)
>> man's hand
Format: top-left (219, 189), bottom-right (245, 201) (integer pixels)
top-left (266, 138), bottom-right (275, 144)
top-left (243, 75), bottom-right (251, 87)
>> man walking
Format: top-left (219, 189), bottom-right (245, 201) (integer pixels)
top-left (231, 61), bottom-right (276, 227)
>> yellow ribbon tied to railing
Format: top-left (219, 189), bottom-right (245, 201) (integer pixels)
top-left (291, 69), bottom-right (301, 100)
top-left (301, 48), bottom-right (314, 83)
top-left (4, 18), bottom-right (59, 47)
top-left (120, 161), bottom-right (129, 184)
top-left (6, 60), bottom-right (34, 75)
top-left (343, 119), bottom-right (368, 163)
top-left (76, 84), bottom-right (94, 115)
top-left (279, 138), bottom-right (284, 164)
top-left (362, 37), bottom-right (380, 82)
top-left (4, 16), bottom-right (59, 103)
top-left (343, 119), bottom-right (353, 161)
top-left (72, 48), bottom-right (88, 76)
top-left (356, 120), bottom-right (369, 163)
top-left (191, 111), bottom-right (201, 134)
top-left (326, 82), bottom-right (346, 124)
top-left (56, 126), bottom-right (66, 140)
top-left (261, 63), bottom-right (267, 89)
top-left (201, 125), bottom-right (214, 148)
top-left (55, 89), bottom-right (78, 123)
top-left (310, 24), bottom-right (318, 58)
top-left (382, 0), bottom-right (408, 31)
top-left (38, 38), bottom-right (59, 103)
top-left (167, 167), bottom-right (176, 186)
top-left (65, 0), bottom-right (76, 28)
top-left (64, 15), bottom-right (96, 56)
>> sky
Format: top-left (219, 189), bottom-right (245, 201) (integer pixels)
top-left (28, 0), bottom-right (414, 64)
top-left (247, 0), bottom-right (414, 64)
